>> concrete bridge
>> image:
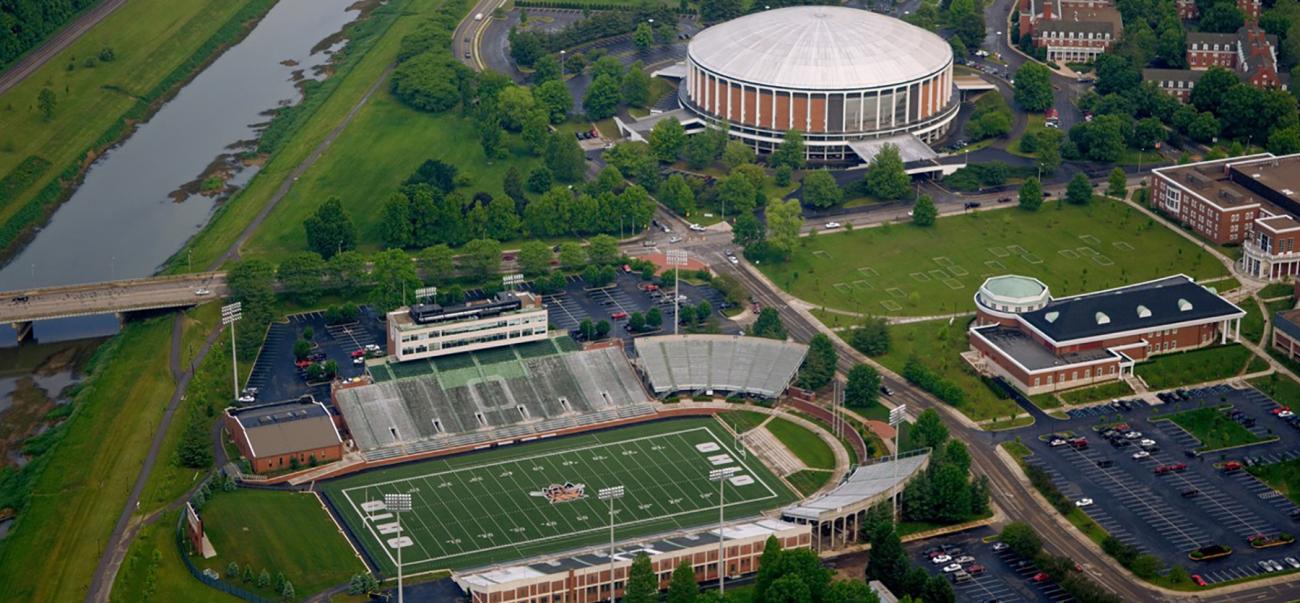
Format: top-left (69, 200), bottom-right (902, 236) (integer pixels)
top-left (0, 272), bottom-right (226, 340)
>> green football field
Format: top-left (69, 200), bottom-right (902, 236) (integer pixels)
top-left (321, 418), bottom-right (799, 575)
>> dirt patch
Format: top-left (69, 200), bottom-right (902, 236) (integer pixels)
top-left (0, 377), bottom-right (56, 466)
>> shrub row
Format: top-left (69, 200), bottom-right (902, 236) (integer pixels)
top-left (901, 357), bottom-right (966, 406)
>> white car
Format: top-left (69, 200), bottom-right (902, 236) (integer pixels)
top-left (1075, 498), bottom-right (1093, 507)
top-left (689, 223), bottom-right (706, 232)
top-left (728, 255), bottom-right (739, 265)
top-left (1259, 560), bottom-right (1275, 572)
top-left (353, 356), bottom-right (365, 365)
top-left (668, 236), bottom-right (682, 244)
top-left (1139, 439), bottom-right (1157, 448)
top-left (1132, 451), bottom-right (1151, 460)
top-left (974, 49), bottom-right (989, 57)
top-left (1124, 431), bottom-right (1142, 439)
top-left (195, 288), bottom-right (211, 296)
top-left (1271, 560), bottom-right (1286, 572)
top-left (1285, 557), bottom-right (1300, 569)
top-left (364, 343), bottom-right (381, 353)
top-left (942, 563), bottom-right (963, 573)
top-left (1280, 410), bottom-right (1295, 418)
top-left (991, 542), bottom-right (1008, 551)
top-left (1048, 438), bottom-right (1067, 447)
top-left (931, 554), bottom-right (952, 564)
top-left (954, 556), bottom-right (975, 564)
top-left (236, 394), bottom-right (255, 404)
top-left (824, 221), bottom-right (842, 229)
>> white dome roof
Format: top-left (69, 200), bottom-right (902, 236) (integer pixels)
top-left (688, 6), bottom-right (952, 91)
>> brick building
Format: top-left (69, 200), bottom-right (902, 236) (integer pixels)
top-left (1150, 153), bottom-right (1300, 280)
top-left (1145, 24), bottom-right (1287, 100)
top-left (1273, 309), bottom-right (1300, 363)
top-left (224, 396), bottom-right (345, 473)
top-left (966, 275), bottom-right (1243, 395)
top-left (1018, 0), bottom-right (1123, 63)
top-left (456, 520), bottom-right (810, 603)
top-left (1175, 0), bottom-right (1261, 20)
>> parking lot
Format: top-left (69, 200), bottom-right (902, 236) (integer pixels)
top-left (906, 527), bottom-right (1076, 603)
top-left (1002, 384), bottom-right (1300, 586)
top-left (242, 307), bottom-right (385, 406)
top-left (541, 271), bottom-right (736, 343)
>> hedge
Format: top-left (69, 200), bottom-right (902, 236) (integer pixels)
top-left (901, 356), bottom-right (966, 406)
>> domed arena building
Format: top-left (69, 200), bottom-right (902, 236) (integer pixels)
top-left (680, 6), bottom-right (959, 160)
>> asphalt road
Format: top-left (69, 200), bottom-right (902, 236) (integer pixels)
top-left (0, 0), bottom-right (127, 96)
top-left (0, 272), bottom-right (226, 323)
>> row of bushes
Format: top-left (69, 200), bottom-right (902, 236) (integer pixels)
top-left (1024, 462), bottom-right (1073, 514)
top-left (901, 356), bottom-right (966, 406)
top-left (515, 0), bottom-right (688, 10)
top-left (513, 5), bottom-right (676, 55)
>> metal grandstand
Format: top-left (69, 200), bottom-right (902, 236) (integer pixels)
top-left (335, 347), bottom-right (654, 460)
top-left (633, 335), bottom-right (808, 398)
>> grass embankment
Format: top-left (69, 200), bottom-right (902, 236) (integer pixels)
top-left (786, 470), bottom-right (833, 496)
top-left (174, 0), bottom-right (434, 271)
top-left (1161, 406), bottom-right (1271, 452)
top-left (1057, 381), bottom-right (1134, 406)
top-left (1247, 458), bottom-right (1300, 506)
top-left (759, 198), bottom-right (1227, 316)
top-left (111, 509), bottom-right (240, 603)
top-left (1250, 374), bottom-right (1300, 406)
top-left (1134, 344), bottom-right (1254, 390)
top-left (765, 418), bottom-right (835, 470)
top-left (718, 410), bottom-right (768, 434)
top-left (878, 318), bottom-right (1021, 422)
top-left (0, 317), bottom-right (177, 602)
top-left (0, 0), bottom-right (273, 258)
top-left (1240, 297), bottom-right (1265, 345)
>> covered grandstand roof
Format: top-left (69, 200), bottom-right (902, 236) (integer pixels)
top-left (633, 335), bottom-right (807, 398)
top-left (783, 451), bottom-right (930, 521)
top-left (336, 347), bottom-right (652, 457)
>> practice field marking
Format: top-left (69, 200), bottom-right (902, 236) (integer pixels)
top-left (1058, 249), bottom-right (1080, 259)
top-left (910, 272), bottom-right (931, 282)
top-left (880, 300), bottom-right (903, 312)
top-left (813, 250), bottom-right (832, 259)
top-left (1113, 241), bottom-right (1134, 251)
top-left (1079, 234), bottom-right (1101, 245)
top-left (947, 265), bottom-right (969, 277)
top-left (1020, 253), bottom-right (1044, 264)
top-left (931, 256), bottom-right (955, 267)
top-left (833, 282), bottom-right (852, 294)
top-left (852, 280), bottom-right (873, 290)
top-left (857, 267), bottom-right (880, 277)
top-left (1076, 247), bottom-right (1099, 257)
top-left (987, 247), bottom-right (1010, 258)
top-left (928, 269), bottom-right (948, 281)
top-left (942, 278), bottom-right (964, 290)
top-left (1007, 245), bottom-right (1028, 255)
top-left (1091, 254), bottom-right (1115, 266)
top-left (337, 427), bottom-right (779, 570)
top-left (984, 260), bottom-right (1007, 271)
top-left (886, 287), bottom-right (907, 299)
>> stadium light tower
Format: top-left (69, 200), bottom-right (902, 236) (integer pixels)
top-left (709, 466), bottom-right (739, 595)
top-left (667, 250), bottom-right (687, 335)
top-left (598, 485), bottom-right (625, 603)
top-left (221, 302), bottom-right (241, 401)
top-left (888, 404), bottom-right (907, 521)
top-left (385, 493), bottom-right (413, 603)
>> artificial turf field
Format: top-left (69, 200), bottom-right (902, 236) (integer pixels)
top-left (320, 418), bottom-right (799, 575)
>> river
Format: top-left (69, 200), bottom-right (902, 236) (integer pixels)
top-left (0, 0), bottom-right (363, 471)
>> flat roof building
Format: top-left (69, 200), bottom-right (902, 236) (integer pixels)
top-left (967, 275), bottom-right (1244, 395)
top-left (223, 396), bottom-right (345, 473)
top-left (386, 291), bottom-right (548, 362)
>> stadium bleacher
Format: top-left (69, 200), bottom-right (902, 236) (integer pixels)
top-left (634, 335), bottom-right (807, 398)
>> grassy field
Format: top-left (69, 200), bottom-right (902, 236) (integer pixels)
top-left (1260, 282), bottom-right (1294, 299)
top-left (765, 417), bottom-right (835, 470)
top-left (1161, 407), bottom-right (1270, 452)
top-left (320, 419), bottom-right (797, 574)
top-left (0, 318), bottom-right (178, 602)
top-left (198, 489), bottom-right (364, 598)
top-left (718, 410), bottom-right (768, 434)
top-left (1240, 297), bottom-right (1265, 345)
top-left (1249, 374), bottom-right (1300, 405)
top-left (0, 0), bottom-right (267, 251)
top-left (111, 509), bottom-right (239, 603)
top-left (760, 198), bottom-right (1227, 316)
top-left (176, 0), bottom-right (444, 271)
top-left (1057, 381), bottom-right (1134, 406)
top-left (785, 469), bottom-right (833, 496)
top-left (877, 318), bottom-right (1022, 422)
top-left (1134, 345), bottom-right (1253, 390)
top-left (1247, 459), bottom-right (1300, 506)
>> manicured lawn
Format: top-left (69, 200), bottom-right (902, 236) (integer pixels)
top-left (198, 489), bottom-right (364, 598)
top-left (0, 0), bottom-right (261, 226)
top-left (1240, 297), bottom-right (1265, 345)
top-left (0, 318), bottom-right (178, 603)
top-left (718, 410), bottom-right (768, 433)
top-left (1249, 374), bottom-right (1300, 405)
top-left (1247, 458), bottom-right (1300, 506)
top-left (1058, 381), bottom-right (1134, 406)
top-left (1161, 406), bottom-right (1270, 452)
top-left (1007, 114), bottom-right (1049, 157)
top-left (765, 418), bottom-right (835, 470)
top-left (1134, 345), bottom-right (1253, 390)
top-left (786, 470), bottom-right (833, 496)
top-left (1260, 282), bottom-right (1294, 299)
top-left (760, 198), bottom-right (1227, 316)
top-left (877, 318), bottom-right (1022, 423)
top-left (112, 509), bottom-right (240, 603)
top-left (1001, 440), bottom-right (1033, 462)
top-left (1202, 276), bottom-right (1241, 295)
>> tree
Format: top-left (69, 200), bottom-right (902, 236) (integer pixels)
top-left (227, 563), bottom-right (240, 579)
top-left (765, 197), bottom-right (804, 255)
top-left (522, 109), bottom-right (551, 155)
top-left (380, 193), bottom-right (413, 249)
top-left (391, 53), bottom-right (463, 112)
top-left (866, 144), bottom-right (911, 200)
top-left (545, 133), bottom-right (587, 183)
top-left (1189, 67), bottom-right (1238, 115)
top-left (1199, 2), bottom-right (1244, 33)
top-left (509, 30), bottom-right (544, 66)
top-left (767, 573), bottom-right (812, 603)
top-left (622, 62), bottom-right (652, 107)
top-left (37, 87), bottom-right (56, 120)
top-left (849, 317), bottom-right (890, 356)
top-left (722, 140), bottom-right (756, 169)
top-left (370, 249), bottom-right (420, 314)
top-left (498, 85), bottom-right (537, 131)
top-left (695, 300), bottom-right (712, 324)
top-left (328, 250), bottom-right (368, 296)
top-left (845, 364), bottom-right (882, 407)
top-left (1107, 167), bottom-right (1127, 198)
top-left (659, 173), bottom-right (695, 215)
top-left (999, 521), bottom-right (1042, 561)
top-left (1066, 173), bottom-right (1092, 205)
top-left (646, 306), bottom-right (662, 329)
top-left (771, 130), bottom-right (806, 170)
top-left (558, 242), bottom-right (587, 270)
top-left (294, 339), bottom-right (312, 361)
top-left (623, 552), bottom-right (657, 603)
top-left (634, 22), bottom-right (654, 51)
top-left (921, 574), bottom-right (955, 603)
top-left (733, 212), bottom-right (765, 247)
top-left (1019, 176), bottom-right (1043, 211)
top-left (684, 133), bottom-right (716, 169)
top-left (281, 580), bottom-right (295, 601)
top-left (584, 73), bottom-right (622, 119)
top-left (717, 174), bottom-right (757, 218)
top-left (700, 0), bottom-right (743, 22)
top-left (177, 415), bottom-right (212, 468)
top-left (798, 334), bottom-right (837, 390)
top-left (1036, 129), bottom-right (1062, 174)
top-left (649, 117), bottom-right (687, 164)
top-left (527, 166), bottom-right (553, 193)
top-left (911, 195), bottom-right (936, 227)
top-left (629, 311), bottom-right (646, 332)
top-left (419, 244), bottom-right (454, 284)
top-left (595, 319), bottom-right (611, 338)
top-left (1133, 116), bottom-right (1166, 150)
top-left (801, 170), bottom-right (843, 208)
top-left (243, 565), bottom-right (255, 583)
top-left (477, 108), bottom-right (503, 159)
top-left (303, 197), bottom-right (356, 259)
top-left (503, 166), bottom-right (525, 206)
top-left (947, 0), bottom-right (985, 49)
top-left (532, 54), bottom-right (560, 84)
top-left (667, 561), bottom-right (697, 603)
top-left (258, 569), bottom-right (271, 588)
top-left (462, 238), bottom-right (502, 280)
top-left (752, 308), bottom-right (788, 340)
top-left (866, 523), bottom-right (909, 593)
top-left (535, 79), bottom-right (572, 124)
top-left (517, 241), bottom-right (553, 277)
top-left (277, 251), bottom-right (327, 305)
top-left (1013, 63), bottom-right (1053, 112)
top-left (1270, 124), bottom-right (1300, 155)
top-left (589, 234), bottom-right (620, 265)
top-left (911, 409), bottom-right (949, 450)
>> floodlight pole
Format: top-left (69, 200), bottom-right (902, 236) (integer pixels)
top-left (397, 508), bottom-right (403, 603)
top-left (667, 250), bottom-right (687, 336)
top-left (709, 467), bottom-right (738, 595)
top-left (889, 405), bottom-right (907, 522)
top-left (221, 302), bottom-right (242, 401)
top-left (385, 493), bottom-right (413, 603)
top-left (599, 485), bottom-right (625, 603)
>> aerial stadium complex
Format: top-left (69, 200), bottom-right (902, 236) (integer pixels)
top-left (680, 6), bottom-right (959, 160)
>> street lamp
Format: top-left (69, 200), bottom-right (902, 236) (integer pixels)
top-left (221, 302), bottom-right (242, 401)
top-left (888, 404), bottom-right (908, 521)
top-left (384, 493), bottom-right (413, 603)
top-left (560, 49), bottom-right (566, 75)
top-left (667, 250), bottom-right (688, 335)
top-left (598, 485), bottom-right (625, 603)
top-left (709, 467), bottom-right (739, 595)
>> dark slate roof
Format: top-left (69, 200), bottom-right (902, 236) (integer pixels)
top-left (1143, 68), bottom-right (1205, 83)
top-left (1021, 275), bottom-right (1242, 343)
top-left (1275, 310), bottom-right (1300, 343)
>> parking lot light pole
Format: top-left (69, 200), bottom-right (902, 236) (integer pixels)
top-left (667, 250), bottom-right (687, 335)
top-left (709, 467), bottom-right (739, 595)
top-left (598, 485), bottom-right (625, 603)
top-left (221, 302), bottom-right (242, 401)
top-left (888, 405), bottom-right (907, 521)
top-left (384, 493), bottom-right (413, 603)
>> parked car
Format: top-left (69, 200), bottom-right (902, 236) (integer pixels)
top-left (1132, 451), bottom-right (1151, 460)
top-left (689, 223), bottom-right (706, 232)
top-left (942, 563), bottom-right (963, 573)
top-left (1032, 572), bottom-right (1050, 583)
top-left (1075, 498), bottom-right (1094, 507)
top-left (1049, 438), bottom-right (1067, 447)
top-left (1181, 488), bottom-right (1200, 498)
top-left (931, 554), bottom-right (952, 564)
top-left (1222, 460), bottom-right (1243, 471)
top-left (1258, 560), bottom-right (1274, 572)
top-left (194, 288), bottom-right (211, 296)
top-left (610, 311), bottom-right (629, 320)
top-left (1285, 557), bottom-right (1300, 569)
top-left (991, 542), bottom-right (1008, 551)
top-left (966, 564), bottom-right (985, 575)
top-left (824, 221), bottom-right (842, 229)
top-left (1097, 460), bottom-right (1114, 468)
top-left (954, 555), bottom-right (975, 564)
top-left (1192, 574), bottom-right (1207, 587)
top-left (1124, 431), bottom-right (1142, 439)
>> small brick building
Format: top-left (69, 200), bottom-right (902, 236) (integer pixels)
top-left (1273, 309), bottom-right (1300, 363)
top-left (224, 396), bottom-right (344, 473)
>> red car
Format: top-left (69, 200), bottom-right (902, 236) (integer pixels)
top-left (966, 564), bottom-right (985, 575)
top-left (1155, 463), bottom-right (1186, 474)
top-left (1222, 460), bottom-right (1243, 472)
top-left (1272, 406), bottom-right (1292, 415)
top-left (611, 311), bottom-right (628, 320)
top-left (1192, 574), bottom-right (1207, 587)
top-left (1069, 437), bottom-right (1089, 449)
top-left (294, 359), bottom-right (312, 369)
top-left (1032, 572), bottom-right (1049, 583)
top-left (350, 349), bottom-right (366, 358)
